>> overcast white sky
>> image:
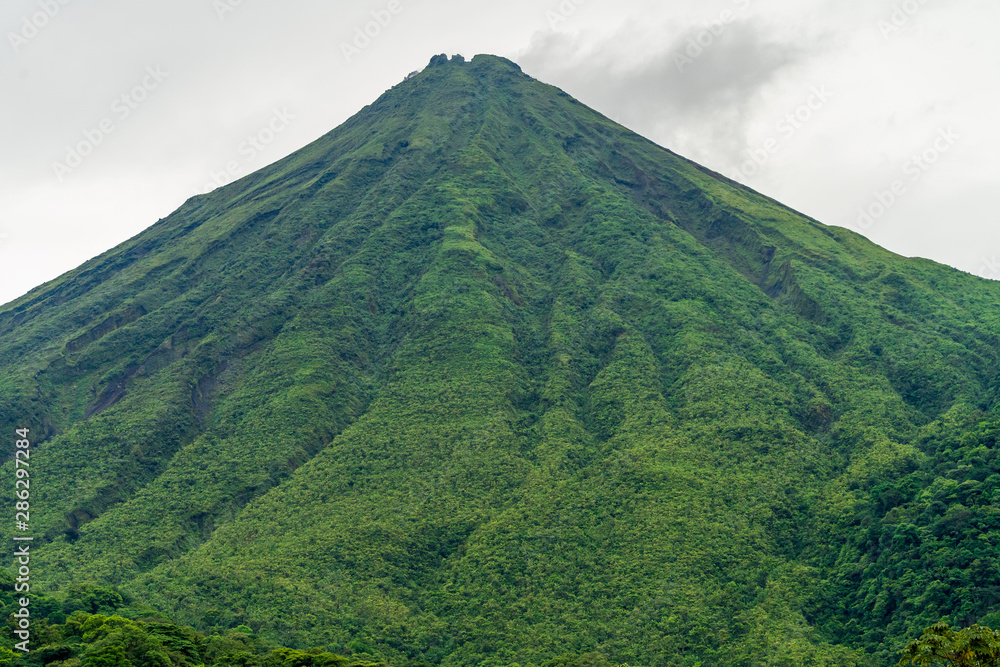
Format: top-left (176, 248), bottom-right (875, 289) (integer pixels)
top-left (1, 0), bottom-right (998, 306)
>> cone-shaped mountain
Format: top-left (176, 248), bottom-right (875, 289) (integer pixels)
top-left (3, 54), bottom-right (1000, 666)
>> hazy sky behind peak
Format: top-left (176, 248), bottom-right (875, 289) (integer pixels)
top-left (2, 0), bottom-right (998, 305)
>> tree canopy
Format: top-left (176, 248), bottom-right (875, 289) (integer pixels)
top-left (899, 623), bottom-right (1000, 667)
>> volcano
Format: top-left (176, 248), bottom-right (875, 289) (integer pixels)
top-left (3, 54), bottom-right (1000, 666)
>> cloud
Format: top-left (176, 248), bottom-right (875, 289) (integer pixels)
top-left (517, 13), bottom-right (825, 171)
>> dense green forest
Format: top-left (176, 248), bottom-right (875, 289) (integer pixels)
top-left (3, 53), bottom-right (1000, 665)
top-left (0, 582), bottom-right (623, 667)
top-left (816, 406), bottom-right (1000, 662)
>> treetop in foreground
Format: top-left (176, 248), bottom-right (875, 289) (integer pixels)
top-left (900, 623), bottom-right (1000, 667)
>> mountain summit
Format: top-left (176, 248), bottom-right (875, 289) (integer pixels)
top-left (4, 53), bottom-right (1000, 666)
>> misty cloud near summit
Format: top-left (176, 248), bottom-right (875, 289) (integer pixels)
top-left (518, 15), bottom-right (821, 179)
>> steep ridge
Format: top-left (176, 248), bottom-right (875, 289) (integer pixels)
top-left (3, 54), bottom-right (1000, 666)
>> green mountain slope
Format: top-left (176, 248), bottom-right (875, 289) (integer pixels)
top-left (3, 53), bottom-right (1000, 666)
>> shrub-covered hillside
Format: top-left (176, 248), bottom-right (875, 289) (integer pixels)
top-left (3, 54), bottom-right (1000, 665)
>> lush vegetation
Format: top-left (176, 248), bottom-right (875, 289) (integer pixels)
top-left (0, 578), bottom-right (386, 667)
top-left (899, 623), bottom-right (1000, 666)
top-left (3, 53), bottom-right (1000, 665)
top-left (0, 581), bottom-right (623, 667)
top-left (815, 407), bottom-right (1000, 664)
